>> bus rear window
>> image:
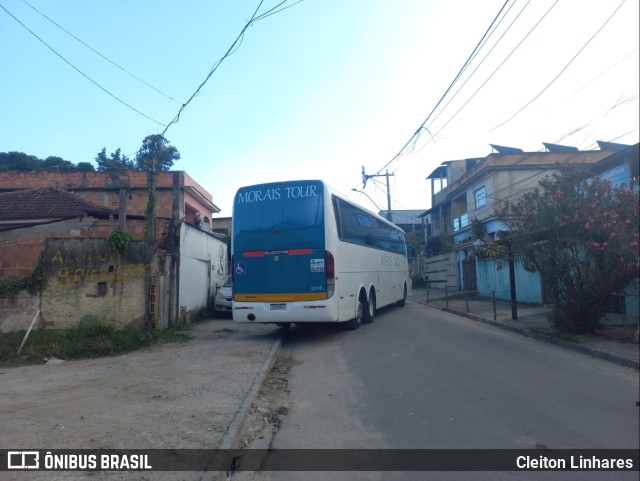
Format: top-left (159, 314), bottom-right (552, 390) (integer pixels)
top-left (233, 181), bottom-right (324, 251)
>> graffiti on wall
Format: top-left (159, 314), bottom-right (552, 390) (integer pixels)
top-left (50, 249), bottom-right (154, 290)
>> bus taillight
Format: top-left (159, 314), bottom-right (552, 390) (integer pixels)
top-left (326, 250), bottom-right (335, 298)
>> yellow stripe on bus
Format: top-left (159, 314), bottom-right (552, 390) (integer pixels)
top-left (234, 293), bottom-right (327, 302)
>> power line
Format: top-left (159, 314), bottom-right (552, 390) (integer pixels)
top-left (0, 2), bottom-right (164, 126)
top-left (161, 0), bottom-right (305, 136)
top-left (20, 0), bottom-right (182, 105)
top-left (423, 0), bottom-right (527, 134)
top-left (490, 0), bottom-right (627, 132)
top-left (420, 0), bottom-right (559, 154)
top-left (373, 0), bottom-right (512, 175)
top-left (253, 0), bottom-right (306, 22)
top-left (560, 47), bottom-right (639, 103)
top-left (554, 92), bottom-right (639, 146)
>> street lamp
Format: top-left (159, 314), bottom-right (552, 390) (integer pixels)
top-left (351, 188), bottom-right (386, 216)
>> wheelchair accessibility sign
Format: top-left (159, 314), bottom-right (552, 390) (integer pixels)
top-left (234, 262), bottom-right (246, 275)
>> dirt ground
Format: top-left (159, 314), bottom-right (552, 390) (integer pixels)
top-left (238, 355), bottom-right (298, 450)
top-left (0, 319), bottom-right (281, 481)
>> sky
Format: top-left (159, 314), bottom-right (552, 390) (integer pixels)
top-left (1, 0), bottom-right (638, 217)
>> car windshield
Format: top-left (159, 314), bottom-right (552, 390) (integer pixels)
top-left (223, 276), bottom-right (232, 287)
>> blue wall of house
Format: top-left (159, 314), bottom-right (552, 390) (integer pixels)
top-left (625, 279), bottom-right (639, 321)
top-left (476, 258), bottom-right (542, 304)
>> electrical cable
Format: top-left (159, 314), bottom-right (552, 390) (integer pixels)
top-left (0, 2), bottom-right (164, 126)
top-left (161, 0), bottom-right (305, 136)
top-left (373, 0), bottom-right (512, 175)
top-left (253, 0), bottom-right (306, 22)
top-left (424, 0), bottom-right (527, 132)
top-left (419, 0), bottom-right (559, 154)
top-left (560, 48), bottom-right (638, 103)
top-left (490, 0), bottom-right (627, 132)
top-left (20, 0), bottom-right (183, 105)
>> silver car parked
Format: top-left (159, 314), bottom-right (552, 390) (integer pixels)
top-left (214, 276), bottom-right (232, 316)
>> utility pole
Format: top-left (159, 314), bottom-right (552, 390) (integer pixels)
top-left (361, 167), bottom-right (394, 222)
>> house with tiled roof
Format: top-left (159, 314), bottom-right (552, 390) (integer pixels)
top-left (0, 188), bottom-right (116, 278)
top-left (0, 171), bottom-right (228, 332)
top-left (0, 187), bottom-right (114, 233)
top-left (421, 143), bottom-right (630, 303)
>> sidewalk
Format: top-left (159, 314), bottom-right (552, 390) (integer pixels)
top-left (409, 287), bottom-right (640, 370)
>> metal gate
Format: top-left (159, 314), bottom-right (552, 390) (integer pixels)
top-left (462, 255), bottom-right (477, 291)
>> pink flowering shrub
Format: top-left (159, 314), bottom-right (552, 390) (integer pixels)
top-left (498, 163), bottom-right (639, 333)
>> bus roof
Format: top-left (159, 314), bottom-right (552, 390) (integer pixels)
top-left (234, 179), bottom-right (402, 233)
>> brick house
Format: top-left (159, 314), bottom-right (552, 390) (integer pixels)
top-left (0, 171), bottom-right (227, 331)
top-left (0, 187), bottom-right (115, 279)
top-left (0, 170), bottom-right (220, 276)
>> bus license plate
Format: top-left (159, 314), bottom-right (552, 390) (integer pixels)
top-left (270, 303), bottom-right (287, 311)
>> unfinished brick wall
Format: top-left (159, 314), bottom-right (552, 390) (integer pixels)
top-left (0, 171), bottom-right (180, 220)
top-left (0, 170), bottom-right (219, 221)
top-left (0, 219), bottom-right (121, 280)
top-left (0, 290), bottom-right (39, 332)
top-left (0, 232), bottom-right (47, 278)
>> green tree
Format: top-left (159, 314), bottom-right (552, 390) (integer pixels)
top-left (95, 148), bottom-right (134, 172)
top-left (0, 152), bottom-right (45, 171)
top-left (135, 134), bottom-right (180, 172)
top-left (75, 162), bottom-right (96, 172)
top-left (1, 151), bottom-right (90, 172)
top-left (498, 163), bottom-right (639, 333)
top-left (42, 156), bottom-right (74, 172)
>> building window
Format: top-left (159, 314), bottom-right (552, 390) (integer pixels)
top-left (474, 186), bottom-right (486, 209)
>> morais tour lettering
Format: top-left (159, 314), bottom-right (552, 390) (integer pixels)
top-left (237, 185), bottom-right (318, 204)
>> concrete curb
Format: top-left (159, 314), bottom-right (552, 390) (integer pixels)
top-left (200, 333), bottom-right (284, 480)
top-left (412, 300), bottom-right (640, 371)
top-left (219, 333), bottom-right (284, 450)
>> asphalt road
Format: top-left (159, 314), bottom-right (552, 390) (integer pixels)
top-left (236, 300), bottom-right (639, 481)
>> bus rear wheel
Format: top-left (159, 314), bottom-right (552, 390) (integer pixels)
top-left (345, 298), bottom-right (364, 330)
top-left (362, 291), bottom-right (375, 324)
top-left (396, 283), bottom-right (407, 307)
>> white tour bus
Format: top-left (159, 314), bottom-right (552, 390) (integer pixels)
top-left (231, 179), bottom-right (410, 329)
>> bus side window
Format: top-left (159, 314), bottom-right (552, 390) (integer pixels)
top-left (365, 233), bottom-right (374, 246)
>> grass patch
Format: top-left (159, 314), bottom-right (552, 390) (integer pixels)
top-left (0, 321), bottom-right (192, 368)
